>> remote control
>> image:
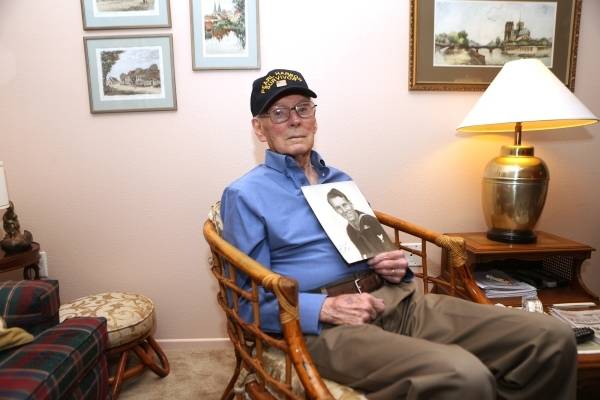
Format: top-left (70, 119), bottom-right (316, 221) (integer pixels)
top-left (573, 327), bottom-right (595, 344)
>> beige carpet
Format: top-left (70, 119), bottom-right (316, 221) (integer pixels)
top-left (118, 347), bottom-right (236, 400)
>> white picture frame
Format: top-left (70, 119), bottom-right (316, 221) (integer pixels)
top-left (190, 0), bottom-right (260, 70)
top-left (80, 0), bottom-right (172, 30)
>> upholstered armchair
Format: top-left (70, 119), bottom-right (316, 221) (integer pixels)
top-left (0, 279), bottom-right (110, 399)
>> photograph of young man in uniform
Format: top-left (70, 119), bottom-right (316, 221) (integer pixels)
top-left (326, 187), bottom-right (395, 258)
top-left (302, 181), bottom-right (393, 263)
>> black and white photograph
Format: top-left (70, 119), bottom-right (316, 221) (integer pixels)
top-left (302, 181), bottom-right (395, 263)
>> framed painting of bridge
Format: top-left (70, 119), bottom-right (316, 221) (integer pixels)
top-left (80, 0), bottom-right (172, 30)
top-left (84, 34), bottom-right (177, 113)
top-left (409, 0), bottom-right (582, 91)
top-left (190, 0), bottom-right (260, 70)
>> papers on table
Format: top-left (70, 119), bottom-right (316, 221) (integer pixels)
top-left (549, 307), bottom-right (600, 344)
top-left (474, 269), bottom-right (537, 299)
top-left (574, 339), bottom-right (600, 354)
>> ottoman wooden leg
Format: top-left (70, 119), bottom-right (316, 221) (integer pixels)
top-left (60, 292), bottom-right (169, 399)
top-left (110, 350), bottom-right (129, 399)
top-left (133, 335), bottom-right (170, 377)
top-left (107, 335), bottom-right (170, 399)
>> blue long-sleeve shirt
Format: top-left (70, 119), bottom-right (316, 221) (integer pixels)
top-left (220, 149), bottom-right (411, 334)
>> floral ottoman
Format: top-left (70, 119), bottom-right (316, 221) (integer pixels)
top-left (59, 292), bottom-right (170, 399)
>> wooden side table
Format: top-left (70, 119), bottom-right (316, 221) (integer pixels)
top-left (439, 231), bottom-right (599, 395)
top-left (0, 242), bottom-right (40, 279)
top-left (440, 231), bottom-right (598, 306)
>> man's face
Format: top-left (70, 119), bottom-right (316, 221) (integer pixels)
top-left (329, 196), bottom-right (357, 222)
top-left (252, 94), bottom-right (317, 159)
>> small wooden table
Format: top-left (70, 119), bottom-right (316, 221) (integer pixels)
top-left (0, 242), bottom-right (40, 279)
top-left (439, 231), bottom-right (599, 396)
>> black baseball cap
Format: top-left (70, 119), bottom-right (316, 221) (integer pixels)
top-left (250, 69), bottom-right (317, 116)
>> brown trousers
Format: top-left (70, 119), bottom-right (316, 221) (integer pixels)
top-left (305, 282), bottom-right (577, 400)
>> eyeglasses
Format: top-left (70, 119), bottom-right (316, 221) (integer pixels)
top-left (259, 101), bottom-right (317, 124)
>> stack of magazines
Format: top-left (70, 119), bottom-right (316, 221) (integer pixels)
top-left (475, 269), bottom-right (537, 299)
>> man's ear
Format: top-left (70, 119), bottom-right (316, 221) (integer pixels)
top-left (252, 118), bottom-right (268, 143)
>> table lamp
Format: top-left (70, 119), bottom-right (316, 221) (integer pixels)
top-left (0, 162), bottom-right (8, 211)
top-left (0, 161), bottom-right (33, 252)
top-left (457, 58), bottom-right (598, 243)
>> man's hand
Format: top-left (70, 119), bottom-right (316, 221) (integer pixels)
top-left (319, 293), bottom-right (385, 325)
top-left (368, 250), bottom-right (408, 284)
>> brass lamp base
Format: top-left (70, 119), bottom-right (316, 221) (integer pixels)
top-left (487, 227), bottom-right (537, 244)
top-left (482, 144), bottom-right (549, 245)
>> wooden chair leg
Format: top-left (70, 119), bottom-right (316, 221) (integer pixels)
top-left (132, 335), bottom-right (170, 378)
top-left (110, 350), bottom-right (129, 399)
top-left (221, 349), bottom-right (243, 400)
top-left (246, 381), bottom-right (278, 399)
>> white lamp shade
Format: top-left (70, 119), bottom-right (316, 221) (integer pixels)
top-left (457, 58), bottom-right (599, 133)
top-left (0, 161), bottom-right (9, 209)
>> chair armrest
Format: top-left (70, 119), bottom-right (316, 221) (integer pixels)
top-left (0, 317), bottom-right (108, 399)
top-left (0, 280), bottom-right (61, 335)
top-left (203, 220), bottom-right (335, 400)
top-left (374, 210), bottom-right (491, 304)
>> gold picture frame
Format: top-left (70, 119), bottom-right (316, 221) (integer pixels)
top-left (409, 0), bottom-right (582, 91)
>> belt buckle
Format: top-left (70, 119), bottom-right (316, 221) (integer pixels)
top-left (354, 278), bottom-right (363, 294)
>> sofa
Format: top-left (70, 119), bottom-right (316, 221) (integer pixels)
top-left (0, 279), bottom-right (110, 399)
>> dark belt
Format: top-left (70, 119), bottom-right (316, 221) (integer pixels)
top-left (320, 271), bottom-right (383, 296)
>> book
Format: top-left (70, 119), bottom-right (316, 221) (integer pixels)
top-left (474, 269), bottom-right (537, 299)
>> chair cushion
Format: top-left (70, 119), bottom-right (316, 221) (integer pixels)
top-left (0, 280), bottom-right (60, 335)
top-left (208, 201), bottom-right (223, 235)
top-left (59, 292), bottom-right (154, 348)
top-left (0, 316), bottom-right (33, 351)
top-left (0, 317), bottom-right (107, 400)
top-left (238, 346), bottom-right (367, 400)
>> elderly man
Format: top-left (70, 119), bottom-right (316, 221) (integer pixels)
top-left (220, 68), bottom-right (576, 400)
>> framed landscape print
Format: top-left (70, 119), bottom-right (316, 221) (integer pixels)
top-left (80, 0), bottom-right (172, 30)
top-left (409, 0), bottom-right (582, 91)
top-left (84, 35), bottom-right (177, 113)
top-left (190, 0), bottom-right (260, 70)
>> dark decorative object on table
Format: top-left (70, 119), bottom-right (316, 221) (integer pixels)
top-left (1, 201), bottom-right (33, 253)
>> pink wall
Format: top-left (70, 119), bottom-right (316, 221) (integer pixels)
top-left (1, 1), bottom-right (598, 343)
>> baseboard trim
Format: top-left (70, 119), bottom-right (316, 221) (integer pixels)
top-left (156, 338), bottom-right (232, 350)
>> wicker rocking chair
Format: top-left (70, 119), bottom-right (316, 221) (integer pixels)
top-left (203, 203), bottom-right (488, 400)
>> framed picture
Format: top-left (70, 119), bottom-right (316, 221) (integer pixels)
top-left (409, 0), bottom-right (582, 91)
top-left (80, 0), bottom-right (172, 30)
top-left (190, 0), bottom-right (260, 70)
top-left (83, 35), bottom-right (177, 113)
